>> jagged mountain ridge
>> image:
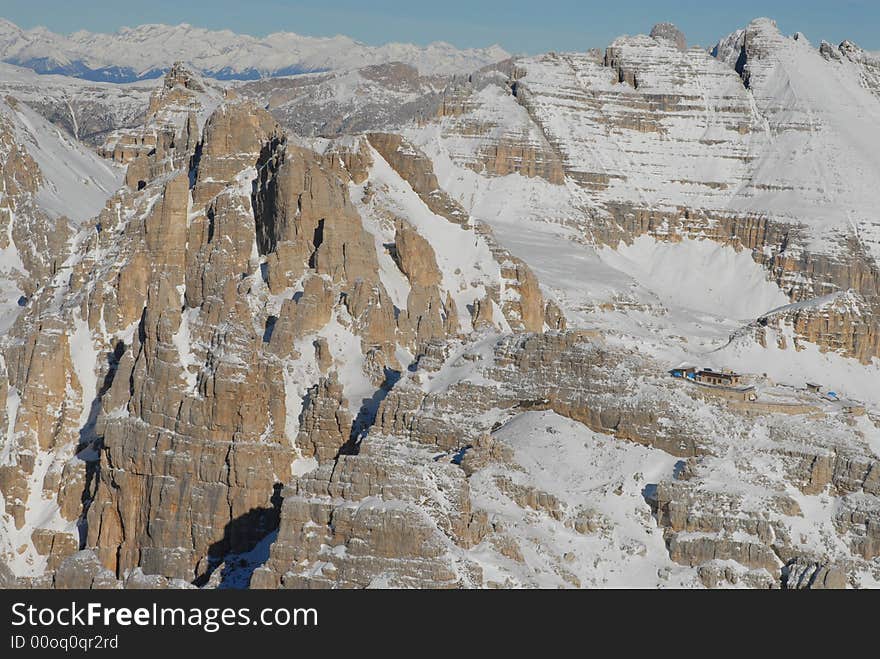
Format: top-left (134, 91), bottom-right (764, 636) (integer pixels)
top-left (0, 17), bottom-right (879, 590)
top-left (0, 19), bottom-right (510, 81)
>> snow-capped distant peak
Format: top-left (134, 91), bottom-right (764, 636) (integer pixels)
top-left (0, 20), bottom-right (511, 82)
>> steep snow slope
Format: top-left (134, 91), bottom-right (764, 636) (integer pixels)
top-left (360, 142), bottom-right (501, 324)
top-left (513, 44), bottom-right (757, 211)
top-left (597, 236), bottom-right (790, 321)
top-left (0, 19), bottom-right (509, 80)
top-left (0, 232), bottom-right (25, 334)
top-left (0, 61), bottom-right (150, 144)
top-left (0, 94), bottom-right (122, 341)
top-left (0, 100), bottom-right (123, 221)
top-left (729, 19), bottom-right (880, 259)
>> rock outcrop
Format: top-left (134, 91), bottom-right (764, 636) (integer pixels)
top-left (86, 97), bottom-right (296, 581)
top-left (756, 291), bottom-right (880, 364)
top-left (296, 373), bottom-right (352, 463)
top-left (650, 23), bottom-right (687, 51)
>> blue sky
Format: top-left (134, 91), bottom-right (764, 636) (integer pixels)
top-left (3, 0), bottom-right (877, 53)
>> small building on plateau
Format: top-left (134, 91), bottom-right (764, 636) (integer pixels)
top-left (694, 368), bottom-right (743, 386)
top-left (670, 364), bottom-right (697, 379)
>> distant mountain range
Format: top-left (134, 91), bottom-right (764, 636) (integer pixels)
top-left (0, 19), bottom-right (510, 81)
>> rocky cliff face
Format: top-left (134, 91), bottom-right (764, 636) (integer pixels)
top-left (0, 62), bottom-right (561, 585)
top-left (2, 20), bottom-right (880, 589)
top-left (753, 291), bottom-right (880, 365)
top-left (0, 89), bottom-right (125, 579)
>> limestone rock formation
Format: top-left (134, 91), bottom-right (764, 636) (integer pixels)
top-left (756, 291), bottom-right (880, 364)
top-left (394, 220), bottom-right (442, 288)
top-left (650, 23), bottom-right (687, 50)
top-left (296, 373), bottom-right (352, 463)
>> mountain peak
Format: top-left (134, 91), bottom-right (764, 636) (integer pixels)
top-left (747, 16), bottom-right (780, 33)
top-left (649, 22), bottom-right (686, 50)
top-left (163, 60), bottom-right (205, 91)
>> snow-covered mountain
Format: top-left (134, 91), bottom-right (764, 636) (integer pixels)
top-left (0, 61), bottom-right (152, 147)
top-left (0, 19), bottom-right (510, 81)
top-left (1, 17), bottom-right (879, 590)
